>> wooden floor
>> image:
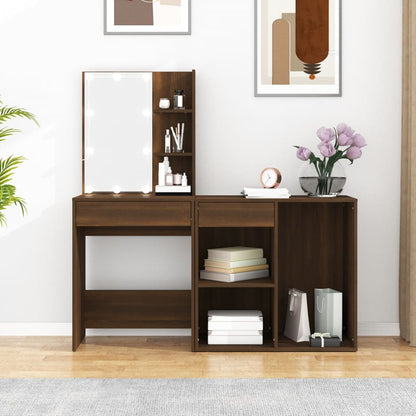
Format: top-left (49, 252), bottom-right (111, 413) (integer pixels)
top-left (0, 336), bottom-right (415, 378)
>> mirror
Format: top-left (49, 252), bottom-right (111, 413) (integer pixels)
top-left (83, 71), bottom-right (153, 193)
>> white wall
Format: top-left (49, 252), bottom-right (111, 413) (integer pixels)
top-left (0, 0), bottom-right (402, 335)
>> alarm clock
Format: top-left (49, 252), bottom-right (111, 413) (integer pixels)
top-left (260, 167), bottom-right (282, 188)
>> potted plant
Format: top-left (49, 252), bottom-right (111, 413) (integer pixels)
top-left (0, 97), bottom-right (38, 226)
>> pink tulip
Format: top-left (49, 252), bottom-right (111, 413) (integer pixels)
top-left (352, 133), bottom-right (367, 148)
top-left (337, 123), bottom-right (354, 137)
top-left (318, 141), bottom-right (336, 157)
top-left (337, 133), bottom-right (353, 146)
top-left (317, 127), bottom-right (335, 142)
top-left (346, 146), bottom-right (362, 160)
top-left (296, 147), bottom-right (311, 161)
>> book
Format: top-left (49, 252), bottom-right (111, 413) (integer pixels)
top-left (208, 310), bottom-right (263, 321)
top-left (204, 257), bottom-right (267, 269)
top-left (208, 321), bottom-right (264, 331)
top-left (200, 269), bottom-right (269, 283)
top-left (204, 264), bottom-right (269, 274)
top-left (207, 246), bottom-right (263, 262)
top-left (243, 187), bottom-right (290, 199)
top-left (208, 334), bottom-right (263, 345)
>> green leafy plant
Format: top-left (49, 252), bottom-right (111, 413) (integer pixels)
top-left (0, 98), bottom-right (38, 226)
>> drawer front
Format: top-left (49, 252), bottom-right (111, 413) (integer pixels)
top-left (76, 202), bottom-right (192, 227)
top-left (198, 202), bottom-right (274, 227)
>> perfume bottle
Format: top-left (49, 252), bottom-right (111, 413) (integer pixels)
top-left (173, 90), bottom-right (185, 110)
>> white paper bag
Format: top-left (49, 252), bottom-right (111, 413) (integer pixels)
top-left (283, 288), bottom-right (311, 342)
top-left (314, 288), bottom-right (343, 341)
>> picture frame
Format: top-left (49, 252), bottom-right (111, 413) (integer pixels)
top-left (104, 0), bottom-right (191, 35)
top-left (255, 0), bottom-right (342, 97)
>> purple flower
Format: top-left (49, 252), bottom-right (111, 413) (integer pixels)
top-left (337, 123), bottom-right (354, 137)
top-left (346, 146), bottom-right (362, 160)
top-left (318, 141), bottom-right (336, 158)
top-left (317, 127), bottom-right (335, 142)
top-left (337, 133), bottom-right (353, 146)
top-left (296, 146), bottom-right (311, 161)
top-left (352, 133), bottom-right (367, 148)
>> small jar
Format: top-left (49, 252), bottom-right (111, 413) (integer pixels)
top-left (159, 98), bottom-right (170, 109)
top-left (173, 173), bottom-right (182, 185)
top-left (173, 90), bottom-right (185, 110)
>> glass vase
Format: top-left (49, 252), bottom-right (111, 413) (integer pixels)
top-left (299, 161), bottom-right (346, 197)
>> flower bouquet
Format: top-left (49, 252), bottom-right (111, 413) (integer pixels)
top-left (295, 123), bottom-right (366, 197)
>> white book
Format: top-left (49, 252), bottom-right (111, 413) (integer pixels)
top-left (208, 310), bottom-right (263, 322)
top-left (208, 330), bottom-right (263, 336)
top-left (208, 334), bottom-right (263, 345)
top-left (200, 269), bottom-right (269, 283)
top-left (207, 246), bottom-right (263, 261)
top-left (243, 187), bottom-right (291, 199)
top-left (204, 258), bottom-right (267, 269)
top-left (208, 321), bottom-right (263, 331)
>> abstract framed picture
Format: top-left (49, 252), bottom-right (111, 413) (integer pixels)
top-left (104, 0), bottom-right (191, 35)
top-left (255, 0), bottom-right (341, 97)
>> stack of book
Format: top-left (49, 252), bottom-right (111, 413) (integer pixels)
top-left (200, 246), bottom-right (269, 283)
top-left (243, 187), bottom-right (291, 199)
top-left (208, 310), bottom-right (263, 345)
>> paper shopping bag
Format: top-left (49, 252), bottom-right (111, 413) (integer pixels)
top-left (314, 288), bottom-right (343, 341)
top-left (283, 288), bottom-right (311, 342)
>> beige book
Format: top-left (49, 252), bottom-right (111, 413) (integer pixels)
top-left (205, 264), bottom-right (269, 274)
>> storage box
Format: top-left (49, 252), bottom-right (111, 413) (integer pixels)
top-left (309, 335), bottom-right (341, 348)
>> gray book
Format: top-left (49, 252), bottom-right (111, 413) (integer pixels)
top-left (200, 269), bottom-right (269, 283)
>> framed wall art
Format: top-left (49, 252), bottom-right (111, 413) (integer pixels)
top-left (255, 0), bottom-right (341, 97)
top-left (104, 0), bottom-right (191, 35)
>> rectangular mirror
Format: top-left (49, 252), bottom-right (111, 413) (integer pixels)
top-left (83, 71), bottom-right (153, 193)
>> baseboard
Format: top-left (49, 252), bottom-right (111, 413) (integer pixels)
top-left (0, 323), bottom-right (399, 337)
top-left (358, 322), bottom-right (400, 336)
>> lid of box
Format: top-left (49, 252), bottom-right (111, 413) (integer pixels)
top-left (208, 310), bottom-right (263, 321)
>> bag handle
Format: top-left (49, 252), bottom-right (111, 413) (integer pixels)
top-left (316, 295), bottom-right (325, 314)
top-left (289, 289), bottom-right (298, 313)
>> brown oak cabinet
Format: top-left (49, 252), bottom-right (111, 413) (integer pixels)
top-left (73, 195), bottom-right (357, 353)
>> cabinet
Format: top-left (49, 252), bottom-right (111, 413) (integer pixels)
top-left (73, 195), bottom-right (357, 353)
top-left (193, 196), bottom-right (357, 352)
top-left (152, 71), bottom-right (195, 195)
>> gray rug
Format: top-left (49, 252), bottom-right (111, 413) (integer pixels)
top-left (0, 378), bottom-right (415, 416)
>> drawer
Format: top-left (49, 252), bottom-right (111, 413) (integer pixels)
top-left (198, 202), bottom-right (275, 227)
top-left (76, 201), bottom-right (192, 227)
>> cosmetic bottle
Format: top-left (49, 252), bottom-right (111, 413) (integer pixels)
top-left (163, 156), bottom-right (170, 172)
top-left (173, 173), bottom-right (182, 185)
top-left (164, 129), bottom-right (171, 153)
top-left (181, 172), bottom-right (188, 187)
top-left (173, 90), bottom-right (185, 110)
top-left (165, 167), bottom-right (173, 186)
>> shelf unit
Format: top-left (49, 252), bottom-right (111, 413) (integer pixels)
top-left (193, 196), bottom-right (357, 353)
top-left (152, 71), bottom-right (195, 195)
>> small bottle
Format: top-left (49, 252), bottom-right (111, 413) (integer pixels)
top-left (165, 167), bottom-right (173, 186)
top-left (181, 172), bottom-right (188, 187)
top-left (164, 129), bottom-right (171, 153)
top-left (163, 156), bottom-right (170, 172)
top-left (173, 90), bottom-right (185, 110)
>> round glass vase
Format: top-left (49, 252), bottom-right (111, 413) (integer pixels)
top-left (299, 162), bottom-right (346, 197)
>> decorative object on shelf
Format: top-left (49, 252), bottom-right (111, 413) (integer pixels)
top-left (208, 310), bottom-right (263, 345)
top-left (283, 288), bottom-right (311, 342)
top-left (255, 0), bottom-right (341, 97)
top-left (0, 97), bottom-right (38, 226)
top-left (170, 123), bottom-right (184, 152)
top-left (243, 187), bottom-right (290, 199)
top-left (173, 90), bottom-right (185, 110)
top-left (159, 98), bottom-right (170, 109)
top-left (260, 167), bottom-right (281, 188)
top-left (315, 288), bottom-right (343, 341)
top-left (309, 333), bottom-right (340, 348)
top-left (104, 0), bottom-right (191, 35)
top-left (295, 123), bottom-right (367, 197)
top-left (164, 129), bottom-right (171, 153)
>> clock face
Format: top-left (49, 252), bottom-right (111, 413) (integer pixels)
top-left (260, 168), bottom-right (281, 188)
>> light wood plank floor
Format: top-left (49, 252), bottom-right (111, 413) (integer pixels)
top-left (0, 337), bottom-right (415, 378)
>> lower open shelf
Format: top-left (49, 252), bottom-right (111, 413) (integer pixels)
top-left (195, 333), bottom-right (275, 352)
top-left (277, 334), bottom-right (357, 352)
